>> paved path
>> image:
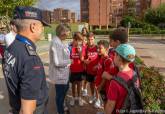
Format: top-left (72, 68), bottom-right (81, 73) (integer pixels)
top-left (130, 36), bottom-right (165, 75)
top-left (0, 36), bottom-right (165, 114)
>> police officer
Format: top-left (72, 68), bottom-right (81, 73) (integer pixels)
top-left (2, 6), bottom-right (50, 114)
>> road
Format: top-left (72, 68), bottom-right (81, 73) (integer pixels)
top-left (0, 36), bottom-right (165, 114)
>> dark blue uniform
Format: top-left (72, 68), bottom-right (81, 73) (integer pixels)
top-left (2, 34), bottom-right (48, 113)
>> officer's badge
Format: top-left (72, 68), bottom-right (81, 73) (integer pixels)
top-left (26, 44), bottom-right (37, 56)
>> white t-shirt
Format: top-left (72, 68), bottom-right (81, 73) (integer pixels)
top-left (5, 31), bottom-right (16, 47)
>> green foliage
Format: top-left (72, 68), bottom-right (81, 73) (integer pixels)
top-left (91, 29), bottom-right (113, 35)
top-left (44, 23), bottom-right (79, 38)
top-left (135, 56), bottom-right (144, 65)
top-left (129, 28), bottom-right (165, 35)
top-left (121, 16), bottom-right (159, 30)
top-left (140, 67), bottom-right (165, 110)
top-left (144, 4), bottom-right (165, 26)
top-left (0, 0), bottom-right (38, 17)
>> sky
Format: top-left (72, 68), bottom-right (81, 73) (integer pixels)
top-left (36, 0), bottom-right (80, 16)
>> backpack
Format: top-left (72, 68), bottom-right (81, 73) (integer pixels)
top-left (111, 71), bottom-right (144, 113)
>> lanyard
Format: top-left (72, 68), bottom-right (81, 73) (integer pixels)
top-left (16, 35), bottom-right (32, 46)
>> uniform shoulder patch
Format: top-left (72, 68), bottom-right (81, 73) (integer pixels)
top-left (26, 44), bottom-right (37, 56)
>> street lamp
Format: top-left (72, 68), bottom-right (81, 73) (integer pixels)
top-left (128, 21), bottom-right (131, 41)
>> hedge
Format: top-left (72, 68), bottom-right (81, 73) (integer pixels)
top-left (91, 29), bottom-right (165, 35)
top-left (135, 57), bottom-right (165, 110)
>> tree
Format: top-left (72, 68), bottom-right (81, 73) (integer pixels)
top-left (0, 0), bottom-right (38, 17)
top-left (144, 4), bottom-right (165, 26)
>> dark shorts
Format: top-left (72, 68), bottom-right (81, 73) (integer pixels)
top-left (86, 73), bottom-right (96, 82)
top-left (70, 72), bottom-right (83, 83)
top-left (100, 89), bottom-right (107, 102)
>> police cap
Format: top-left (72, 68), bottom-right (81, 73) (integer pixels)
top-left (13, 6), bottom-right (50, 27)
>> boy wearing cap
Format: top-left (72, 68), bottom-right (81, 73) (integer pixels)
top-left (100, 28), bottom-right (129, 107)
top-left (105, 44), bottom-right (136, 114)
top-left (102, 28), bottom-right (132, 99)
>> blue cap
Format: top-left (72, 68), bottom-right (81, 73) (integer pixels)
top-left (115, 44), bottom-right (136, 62)
top-left (13, 6), bottom-right (50, 27)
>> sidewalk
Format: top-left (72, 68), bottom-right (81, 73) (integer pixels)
top-left (130, 36), bottom-right (165, 76)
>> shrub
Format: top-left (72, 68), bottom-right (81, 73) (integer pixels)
top-left (121, 16), bottom-right (159, 31)
top-left (91, 29), bottom-right (113, 35)
top-left (140, 66), bottom-right (165, 110)
top-left (144, 4), bottom-right (165, 26)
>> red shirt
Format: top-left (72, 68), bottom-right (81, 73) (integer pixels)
top-left (108, 48), bottom-right (115, 60)
top-left (107, 70), bottom-right (134, 114)
top-left (70, 45), bottom-right (86, 73)
top-left (86, 45), bottom-right (99, 75)
top-left (0, 45), bottom-right (4, 58)
top-left (105, 48), bottom-right (119, 94)
top-left (95, 56), bottom-right (111, 87)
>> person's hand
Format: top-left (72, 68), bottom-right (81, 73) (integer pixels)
top-left (76, 47), bottom-right (82, 54)
top-left (93, 65), bottom-right (98, 71)
top-left (97, 85), bottom-right (102, 92)
top-left (70, 59), bottom-right (73, 64)
top-left (84, 59), bottom-right (90, 64)
top-left (102, 72), bottom-right (112, 80)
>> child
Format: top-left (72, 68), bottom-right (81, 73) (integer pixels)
top-left (102, 28), bottom-right (130, 96)
top-left (69, 32), bottom-right (86, 106)
top-left (94, 40), bottom-right (111, 108)
top-left (105, 44), bottom-right (136, 114)
top-left (84, 32), bottom-right (99, 103)
top-left (81, 27), bottom-right (88, 96)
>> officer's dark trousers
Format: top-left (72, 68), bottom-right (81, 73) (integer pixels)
top-left (55, 84), bottom-right (69, 114)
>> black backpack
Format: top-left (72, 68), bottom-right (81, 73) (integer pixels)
top-left (111, 70), bottom-right (144, 114)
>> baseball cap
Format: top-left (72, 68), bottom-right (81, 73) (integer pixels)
top-left (13, 6), bottom-right (51, 27)
top-left (115, 44), bottom-right (136, 62)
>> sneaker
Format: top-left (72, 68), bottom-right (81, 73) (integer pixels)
top-left (82, 89), bottom-right (88, 96)
top-left (78, 97), bottom-right (84, 106)
top-left (64, 102), bottom-right (69, 111)
top-left (94, 99), bottom-right (101, 108)
top-left (64, 106), bottom-right (69, 111)
top-left (70, 97), bottom-right (75, 106)
top-left (0, 94), bottom-right (4, 99)
top-left (89, 96), bottom-right (96, 104)
top-left (8, 110), bottom-right (13, 114)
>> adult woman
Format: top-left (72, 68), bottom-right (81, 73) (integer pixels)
top-left (49, 24), bottom-right (71, 114)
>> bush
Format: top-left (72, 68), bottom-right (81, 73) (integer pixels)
top-left (121, 16), bottom-right (159, 31)
top-left (91, 29), bottom-right (165, 35)
top-left (91, 29), bottom-right (113, 35)
top-left (140, 67), bottom-right (165, 110)
top-left (160, 30), bottom-right (165, 34)
top-left (144, 4), bottom-right (165, 26)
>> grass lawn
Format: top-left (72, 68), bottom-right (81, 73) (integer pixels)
top-left (44, 23), bottom-right (81, 38)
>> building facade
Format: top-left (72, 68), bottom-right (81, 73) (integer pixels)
top-left (42, 10), bottom-right (51, 24)
top-left (81, 0), bottom-right (125, 28)
top-left (150, 0), bottom-right (165, 8)
top-left (53, 8), bottom-right (63, 22)
top-left (80, 0), bottom-right (89, 22)
top-left (51, 8), bottom-right (76, 23)
top-left (71, 12), bottom-right (76, 23)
